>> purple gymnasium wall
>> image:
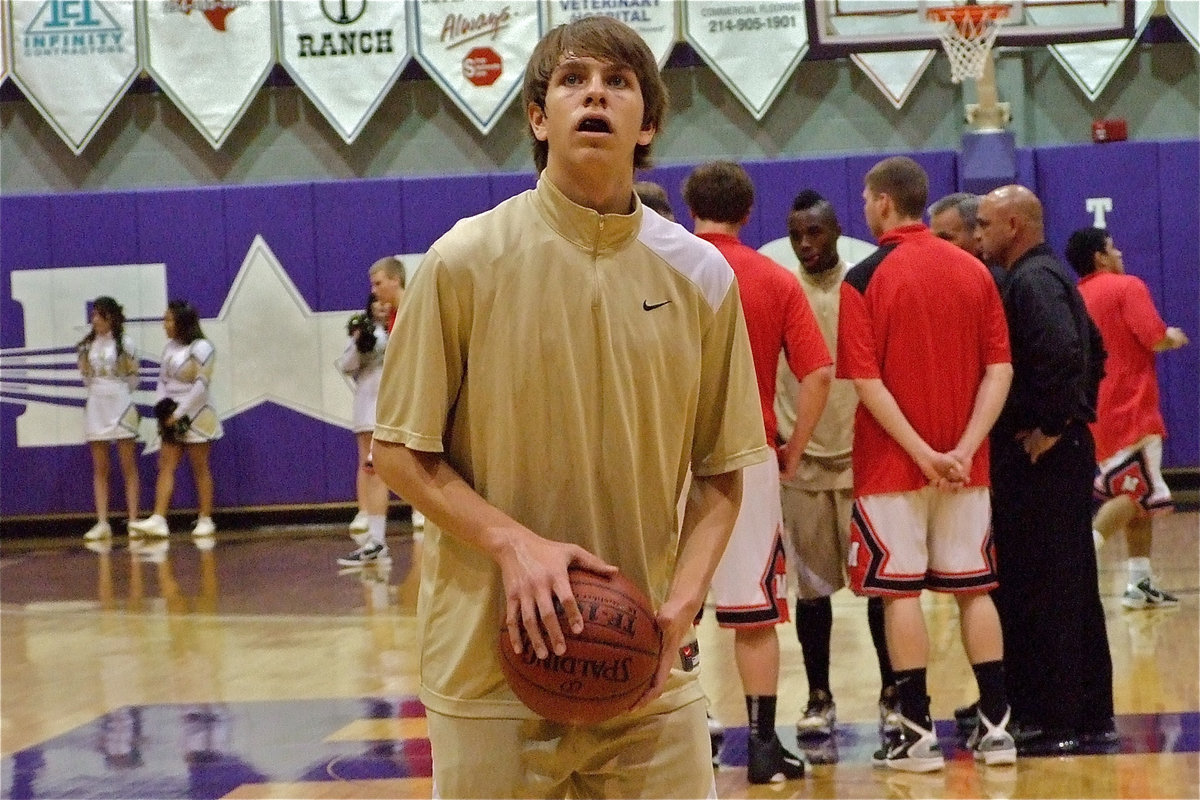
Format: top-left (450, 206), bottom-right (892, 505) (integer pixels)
top-left (1, 140), bottom-right (1196, 519)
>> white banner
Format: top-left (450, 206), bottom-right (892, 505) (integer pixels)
top-left (1034, 0), bottom-right (1155, 102)
top-left (8, 0), bottom-right (139, 154)
top-left (411, 0), bottom-right (543, 135)
top-left (143, 0), bottom-right (273, 149)
top-left (1165, 0), bottom-right (1198, 52)
top-left (276, 0), bottom-right (411, 144)
top-left (1, 1), bottom-right (9, 84)
top-left (545, 0), bottom-right (678, 68)
top-left (851, 50), bottom-right (934, 111)
top-left (682, 0), bottom-right (808, 121)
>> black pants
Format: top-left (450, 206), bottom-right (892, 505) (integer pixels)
top-left (990, 421), bottom-right (1114, 733)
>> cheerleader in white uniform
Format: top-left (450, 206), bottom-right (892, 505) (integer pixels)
top-left (335, 294), bottom-right (391, 550)
top-left (129, 300), bottom-right (223, 539)
top-left (78, 297), bottom-right (141, 540)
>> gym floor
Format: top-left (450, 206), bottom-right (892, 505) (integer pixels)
top-left (1, 512), bottom-right (1196, 799)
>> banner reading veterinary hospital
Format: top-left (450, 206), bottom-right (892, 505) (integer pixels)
top-left (142, 0), bottom-right (273, 148)
top-left (8, 0), bottom-right (139, 154)
top-left (411, 0), bottom-right (543, 135)
top-left (682, 0), bottom-right (808, 120)
top-left (276, 0), bottom-right (410, 144)
top-left (546, 0), bottom-right (678, 68)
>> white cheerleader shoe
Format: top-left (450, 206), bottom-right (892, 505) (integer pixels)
top-left (84, 520), bottom-right (112, 540)
top-left (129, 514), bottom-right (170, 538)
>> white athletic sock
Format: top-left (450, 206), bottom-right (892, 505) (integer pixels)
top-left (1128, 556), bottom-right (1151, 586)
top-left (367, 514), bottom-right (386, 547)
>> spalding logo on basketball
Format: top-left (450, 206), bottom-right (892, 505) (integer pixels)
top-left (498, 568), bottom-right (663, 725)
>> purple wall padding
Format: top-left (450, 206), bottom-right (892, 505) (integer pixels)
top-left (1156, 140), bottom-right (1199, 468)
top-left (743, 155), bottom-right (852, 247)
top-left (401, 175), bottom-right (492, 252)
top-left (1035, 142), bottom-right (1163, 298)
top-left (136, 187), bottom-right (227, 313)
top-left (1, 196), bottom-right (49, 350)
top-left (312, 178), bottom-right (407, 311)
top-left (1, 142), bottom-right (1196, 519)
top-left (1035, 140), bottom-right (1196, 469)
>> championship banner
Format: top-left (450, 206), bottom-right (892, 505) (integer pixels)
top-left (142, 0), bottom-right (273, 149)
top-left (1165, 0), bottom-right (1198, 53)
top-left (546, 0), bottom-right (678, 68)
top-left (276, 0), bottom-right (411, 144)
top-left (682, 0), bottom-right (808, 121)
top-left (411, 0), bottom-right (543, 135)
top-left (1034, 0), bottom-right (1155, 102)
top-left (7, 0), bottom-right (139, 154)
top-left (850, 50), bottom-right (934, 110)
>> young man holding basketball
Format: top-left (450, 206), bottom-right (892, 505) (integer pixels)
top-left (372, 17), bottom-right (767, 799)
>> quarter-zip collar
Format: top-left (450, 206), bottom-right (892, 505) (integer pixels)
top-left (534, 174), bottom-right (642, 256)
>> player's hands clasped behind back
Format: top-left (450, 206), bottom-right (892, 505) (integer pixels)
top-left (495, 529), bottom-right (617, 661)
top-left (915, 446), bottom-right (973, 491)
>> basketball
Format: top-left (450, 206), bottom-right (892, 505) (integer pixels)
top-left (498, 568), bottom-right (663, 725)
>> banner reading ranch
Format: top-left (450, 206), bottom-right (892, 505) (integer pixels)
top-left (276, 0), bottom-right (411, 144)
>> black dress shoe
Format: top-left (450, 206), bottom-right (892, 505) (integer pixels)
top-left (1015, 726), bottom-right (1080, 756)
top-left (1078, 721), bottom-right (1120, 753)
top-left (1078, 718), bottom-right (1118, 744)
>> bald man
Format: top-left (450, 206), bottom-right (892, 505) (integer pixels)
top-left (975, 185), bottom-right (1115, 756)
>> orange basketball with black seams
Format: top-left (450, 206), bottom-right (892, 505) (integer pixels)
top-left (498, 568), bottom-right (663, 725)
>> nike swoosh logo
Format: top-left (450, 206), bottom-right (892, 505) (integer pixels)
top-left (643, 299), bottom-right (672, 311)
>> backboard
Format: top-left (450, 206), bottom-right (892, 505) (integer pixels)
top-left (806, 0), bottom-right (1136, 54)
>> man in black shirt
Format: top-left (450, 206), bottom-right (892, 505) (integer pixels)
top-left (975, 185), bottom-right (1114, 755)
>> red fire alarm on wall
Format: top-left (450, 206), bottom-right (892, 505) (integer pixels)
top-left (1092, 118), bottom-right (1128, 143)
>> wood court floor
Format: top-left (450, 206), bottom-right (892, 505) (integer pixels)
top-left (1, 511), bottom-right (1196, 799)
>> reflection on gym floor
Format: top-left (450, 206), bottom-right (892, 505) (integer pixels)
top-left (2, 514), bottom-right (1197, 799)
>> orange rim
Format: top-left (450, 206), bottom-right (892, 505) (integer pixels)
top-left (927, 4), bottom-right (1011, 36)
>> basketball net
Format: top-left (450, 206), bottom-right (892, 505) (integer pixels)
top-left (928, 3), bottom-right (1012, 130)
top-left (928, 3), bottom-right (1010, 83)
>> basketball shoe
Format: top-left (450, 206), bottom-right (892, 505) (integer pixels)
top-left (879, 686), bottom-right (902, 737)
top-left (797, 689), bottom-right (836, 739)
top-left (337, 541), bottom-right (389, 567)
top-left (968, 706), bottom-right (1017, 766)
top-left (1122, 577), bottom-right (1179, 609)
top-left (746, 734), bottom-right (806, 784)
top-left (878, 715), bottom-right (944, 773)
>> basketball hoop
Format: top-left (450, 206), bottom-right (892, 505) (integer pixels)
top-left (927, 3), bottom-right (1011, 83)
